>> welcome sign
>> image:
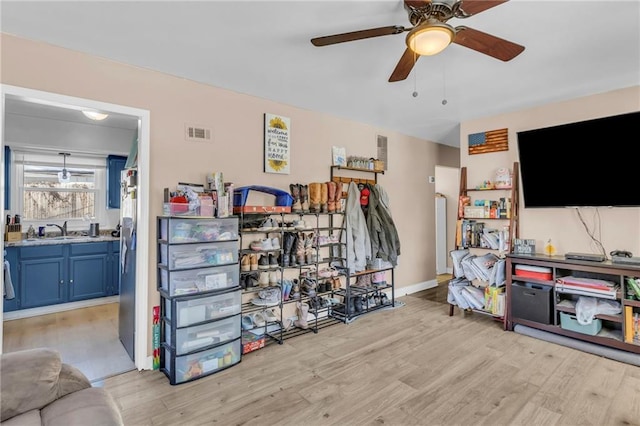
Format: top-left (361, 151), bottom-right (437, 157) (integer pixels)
top-left (264, 113), bottom-right (290, 174)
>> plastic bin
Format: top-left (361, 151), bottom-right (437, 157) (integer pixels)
top-left (511, 281), bottom-right (553, 324)
top-left (559, 312), bottom-right (602, 336)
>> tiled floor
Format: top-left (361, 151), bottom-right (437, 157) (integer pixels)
top-left (3, 303), bottom-right (135, 383)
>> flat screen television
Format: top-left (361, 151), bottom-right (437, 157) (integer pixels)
top-left (516, 111), bottom-right (640, 208)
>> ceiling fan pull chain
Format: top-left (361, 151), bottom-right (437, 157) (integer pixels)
top-left (442, 57), bottom-right (447, 105)
top-left (412, 49), bottom-right (418, 98)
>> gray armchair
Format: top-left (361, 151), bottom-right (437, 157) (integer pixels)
top-left (0, 348), bottom-right (123, 425)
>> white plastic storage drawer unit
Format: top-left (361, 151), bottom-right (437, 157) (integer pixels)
top-left (159, 217), bottom-right (238, 243)
top-left (164, 314), bottom-right (241, 355)
top-left (162, 338), bottom-right (241, 385)
top-left (164, 289), bottom-right (242, 327)
top-left (159, 241), bottom-right (238, 270)
top-left (159, 263), bottom-right (239, 296)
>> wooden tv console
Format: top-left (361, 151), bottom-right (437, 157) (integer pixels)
top-left (506, 253), bottom-right (640, 354)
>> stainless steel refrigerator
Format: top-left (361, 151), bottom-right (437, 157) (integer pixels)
top-left (119, 168), bottom-right (137, 361)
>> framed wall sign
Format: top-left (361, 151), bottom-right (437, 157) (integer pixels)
top-left (264, 113), bottom-right (290, 174)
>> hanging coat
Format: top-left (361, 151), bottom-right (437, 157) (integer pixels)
top-left (366, 184), bottom-right (401, 266)
top-left (344, 181), bottom-right (371, 273)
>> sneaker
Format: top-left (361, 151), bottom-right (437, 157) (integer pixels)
top-left (250, 238), bottom-right (274, 251)
top-left (269, 271), bottom-right (279, 286)
top-left (258, 271), bottom-right (270, 287)
top-left (258, 217), bottom-right (278, 232)
top-left (269, 253), bottom-right (279, 268)
top-left (258, 254), bottom-right (270, 270)
top-left (372, 271), bottom-right (386, 286)
top-left (271, 236), bottom-right (281, 250)
top-left (240, 254), bottom-right (251, 272)
top-left (250, 253), bottom-right (258, 270)
top-left (241, 315), bottom-right (254, 330)
top-left (293, 219), bottom-right (308, 230)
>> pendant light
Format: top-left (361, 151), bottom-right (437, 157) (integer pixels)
top-left (58, 152), bottom-right (71, 183)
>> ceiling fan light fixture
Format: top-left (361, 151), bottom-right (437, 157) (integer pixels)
top-left (406, 22), bottom-right (455, 56)
top-left (82, 110), bottom-right (109, 121)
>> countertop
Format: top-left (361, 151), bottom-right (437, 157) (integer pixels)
top-left (5, 235), bottom-right (120, 247)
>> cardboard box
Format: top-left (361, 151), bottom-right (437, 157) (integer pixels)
top-left (242, 333), bottom-right (265, 354)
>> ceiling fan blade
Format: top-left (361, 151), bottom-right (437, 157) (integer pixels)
top-left (311, 25), bottom-right (406, 47)
top-left (389, 48), bottom-right (420, 82)
top-left (459, 0), bottom-right (509, 16)
top-left (404, 0), bottom-right (432, 8)
top-left (453, 26), bottom-right (524, 61)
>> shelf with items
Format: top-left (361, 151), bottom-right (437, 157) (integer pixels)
top-left (506, 253), bottom-right (640, 355)
top-left (157, 215), bottom-right (242, 385)
top-left (454, 162), bottom-right (519, 253)
top-left (448, 163), bottom-right (519, 325)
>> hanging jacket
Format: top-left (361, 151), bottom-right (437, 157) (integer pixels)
top-left (366, 184), bottom-right (401, 266)
top-left (344, 181), bottom-right (371, 273)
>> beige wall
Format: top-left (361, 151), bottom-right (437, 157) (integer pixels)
top-left (460, 86), bottom-right (640, 256)
top-left (1, 34), bottom-right (446, 358)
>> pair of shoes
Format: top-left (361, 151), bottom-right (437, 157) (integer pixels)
top-left (263, 308), bottom-right (278, 323)
top-left (318, 267), bottom-right (338, 278)
top-left (243, 272), bottom-right (259, 289)
top-left (258, 254), bottom-right (270, 270)
top-left (372, 271), bottom-right (386, 286)
top-left (258, 217), bottom-right (279, 231)
top-left (250, 238), bottom-right (275, 251)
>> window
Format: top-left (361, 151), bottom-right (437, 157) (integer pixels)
top-left (23, 165), bottom-right (96, 220)
top-left (12, 150), bottom-right (116, 230)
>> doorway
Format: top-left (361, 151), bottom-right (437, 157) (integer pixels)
top-left (1, 85), bottom-right (151, 375)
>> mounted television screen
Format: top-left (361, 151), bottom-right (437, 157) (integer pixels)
top-left (516, 111), bottom-right (640, 208)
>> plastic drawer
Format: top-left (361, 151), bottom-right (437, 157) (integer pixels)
top-left (159, 264), bottom-right (239, 296)
top-left (162, 338), bottom-right (241, 385)
top-left (164, 314), bottom-right (241, 355)
top-left (159, 217), bottom-right (238, 244)
top-left (159, 241), bottom-right (238, 270)
top-left (164, 290), bottom-right (241, 327)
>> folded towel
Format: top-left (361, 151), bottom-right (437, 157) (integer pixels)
top-left (4, 259), bottom-right (15, 300)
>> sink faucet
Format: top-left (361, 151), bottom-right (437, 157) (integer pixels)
top-left (46, 221), bottom-right (68, 236)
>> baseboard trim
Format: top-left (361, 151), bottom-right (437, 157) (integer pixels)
top-left (3, 296), bottom-right (120, 321)
top-left (394, 279), bottom-right (437, 297)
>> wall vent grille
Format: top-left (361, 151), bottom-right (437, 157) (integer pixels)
top-left (185, 124), bottom-right (212, 142)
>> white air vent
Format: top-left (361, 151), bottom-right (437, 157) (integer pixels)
top-left (185, 124), bottom-right (212, 142)
top-left (377, 134), bottom-right (388, 170)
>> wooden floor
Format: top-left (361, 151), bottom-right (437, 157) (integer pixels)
top-left (102, 294), bottom-right (640, 426)
top-left (3, 303), bottom-right (135, 382)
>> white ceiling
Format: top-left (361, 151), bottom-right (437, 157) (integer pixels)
top-left (2, 0), bottom-right (639, 147)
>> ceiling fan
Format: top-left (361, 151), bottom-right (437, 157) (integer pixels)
top-left (310, 0), bottom-right (525, 82)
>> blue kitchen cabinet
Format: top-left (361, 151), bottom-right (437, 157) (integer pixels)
top-left (106, 155), bottom-right (127, 209)
top-left (6, 241), bottom-right (119, 311)
top-left (3, 247), bottom-right (19, 312)
top-left (19, 245), bottom-right (66, 309)
top-left (68, 242), bottom-right (109, 302)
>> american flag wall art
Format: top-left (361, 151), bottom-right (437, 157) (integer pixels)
top-left (468, 128), bottom-right (509, 155)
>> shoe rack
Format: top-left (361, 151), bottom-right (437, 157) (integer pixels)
top-left (327, 168), bottom-right (396, 323)
top-left (237, 211), bottom-right (287, 352)
top-left (157, 216), bottom-right (242, 385)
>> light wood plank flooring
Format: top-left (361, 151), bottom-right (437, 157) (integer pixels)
top-left (103, 295), bottom-right (640, 426)
top-left (3, 303), bottom-right (135, 382)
